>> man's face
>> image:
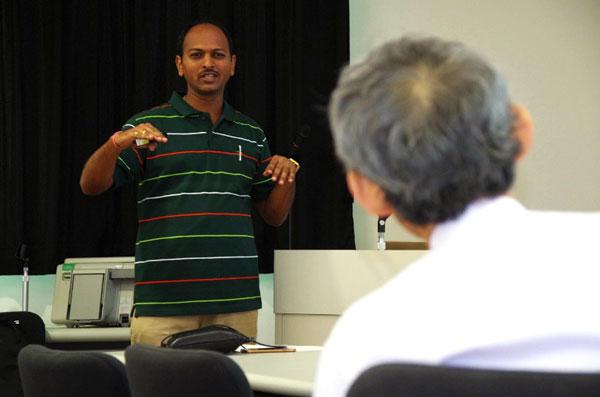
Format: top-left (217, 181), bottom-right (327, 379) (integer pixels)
top-left (175, 23), bottom-right (236, 98)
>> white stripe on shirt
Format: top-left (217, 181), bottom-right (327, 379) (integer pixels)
top-left (137, 191), bottom-right (251, 204)
top-left (135, 255), bottom-right (258, 265)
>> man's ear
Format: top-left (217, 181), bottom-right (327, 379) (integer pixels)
top-left (346, 170), bottom-right (394, 217)
top-left (175, 55), bottom-right (184, 77)
top-left (231, 54), bottom-right (237, 76)
top-left (512, 104), bottom-right (534, 160)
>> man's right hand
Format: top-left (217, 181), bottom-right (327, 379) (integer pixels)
top-left (81, 123), bottom-right (168, 195)
top-left (113, 123), bottom-right (168, 152)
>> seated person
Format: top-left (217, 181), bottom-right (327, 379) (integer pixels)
top-left (313, 35), bottom-right (600, 397)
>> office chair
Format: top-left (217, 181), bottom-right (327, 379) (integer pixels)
top-left (18, 344), bottom-right (130, 397)
top-left (125, 343), bottom-right (252, 397)
top-left (0, 311), bottom-right (45, 345)
top-left (1, 311), bottom-right (45, 397)
top-left (347, 363), bottom-right (600, 397)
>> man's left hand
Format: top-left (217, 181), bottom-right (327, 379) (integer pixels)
top-left (263, 155), bottom-right (299, 185)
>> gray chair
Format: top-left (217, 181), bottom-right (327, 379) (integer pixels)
top-left (347, 363), bottom-right (600, 397)
top-left (125, 343), bottom-right (252, 397)
top-left (18, 344), bottom-right (130, 397)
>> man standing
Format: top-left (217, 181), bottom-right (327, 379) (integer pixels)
top-left (80, 21), bottom-right (297, 345)
top-left (314, 36), bottom-right (600, 396)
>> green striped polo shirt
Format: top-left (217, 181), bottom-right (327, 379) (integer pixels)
top-left (113, 91), bottom-right (275, 316)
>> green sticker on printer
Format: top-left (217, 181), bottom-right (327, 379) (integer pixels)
top-left (61, 263), bottom-right (75, 280)
top-left (62, 263), bottom-right (75, 272)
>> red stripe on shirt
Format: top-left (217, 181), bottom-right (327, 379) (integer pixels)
top-left (138, 212), bottom-right (251, 224)
top-left (136, 275), bottom-right (259, 286)
top-left (147, 150), bottom-right (258, 163)
top-left (131, 146), bottom-right (145, 172)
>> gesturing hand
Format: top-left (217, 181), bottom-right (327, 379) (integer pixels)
top-left (112, 123), bottom-right (168, 152)
top-left (263, 155), bottom-right (300, 185)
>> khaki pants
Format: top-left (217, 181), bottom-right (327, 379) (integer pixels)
top-left (130, 310), bottom-right (258, 346)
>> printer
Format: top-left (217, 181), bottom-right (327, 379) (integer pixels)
top-left (51, 257), bottom-right (135, 327)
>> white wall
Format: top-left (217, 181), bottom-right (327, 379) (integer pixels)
top-left (349, 0), bottom-right (600, 248)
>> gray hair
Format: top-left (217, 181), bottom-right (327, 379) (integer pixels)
top-left (329, 36), bottom-right (518, 225)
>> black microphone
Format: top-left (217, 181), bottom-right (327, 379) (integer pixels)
top-left (377, 216), bottom-right (389, 234)
top-left (15, 243), bottom-right (29, 263)
top-left (16, 243), bottom-right (30, 311)
top-left (286, 125), bottom-right (310, 249)
top-left (289, 125), bottom-right (311, 158)
top-left (377, 215), bottom-right (390, 250)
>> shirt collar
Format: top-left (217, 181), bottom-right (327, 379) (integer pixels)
top-left (168, 91), bottom-right (238, 121)
top-left (429, 196), bottom-right (526, 250)
top-left (221, 101), bottom-right (238, 121)
top-left (168, 91), bottom-right (197, 116)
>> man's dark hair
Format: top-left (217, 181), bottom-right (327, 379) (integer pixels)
top-left (176, 19), bottom-right (235, 56)
top-left (329, 36), bottom-right (519, 225)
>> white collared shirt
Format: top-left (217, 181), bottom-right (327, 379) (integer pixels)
top-left (313, 196), bottom-right (600, 397)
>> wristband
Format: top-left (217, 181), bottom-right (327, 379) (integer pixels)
top-left (111, 132), bottom-right (125, 150)
top-left (289, 158), bottom-right (300, 170)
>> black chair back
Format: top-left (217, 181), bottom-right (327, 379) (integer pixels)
top-left (125, 343), bottom-right (252, 397)
top-left (18, 344), bottom-right (130, 397)
top-left (0, 311), bottom-right (45, 397)
top-left (347, 363), bottom-right (600, 397)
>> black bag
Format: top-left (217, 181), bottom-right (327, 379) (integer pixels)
top-left (160, 324), bottom-right (252, 353)
top-left (0, 312), bottom-right (45, 397)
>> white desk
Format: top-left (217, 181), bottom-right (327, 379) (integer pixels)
top-left (274, 249), bottom-right (424, 345)
top-left (231, 348), bottom-right (320, 395)
top-left (106, 346), bottom-right (321, 396)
